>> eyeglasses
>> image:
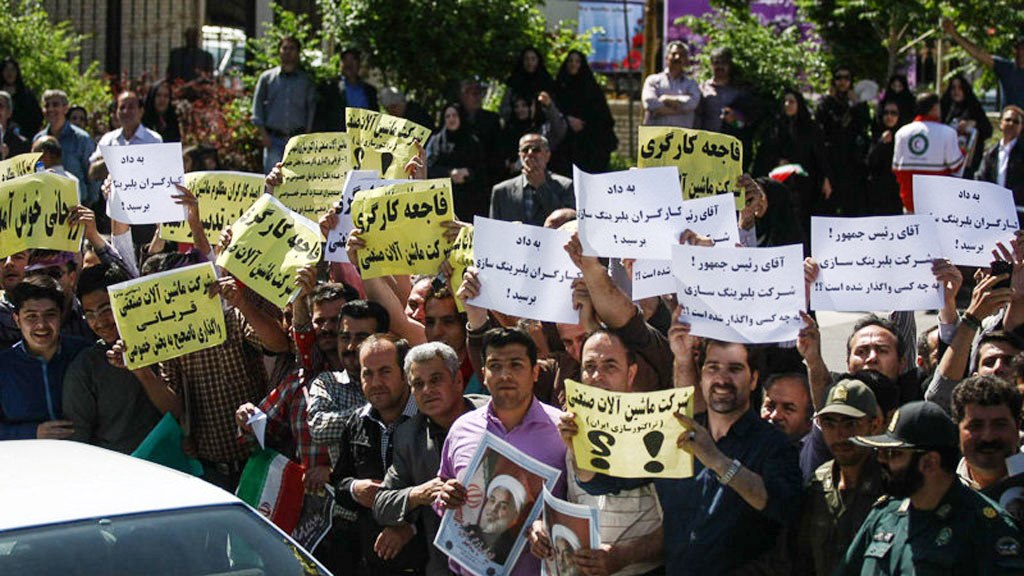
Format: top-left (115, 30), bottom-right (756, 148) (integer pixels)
top-left (1002, 117), bottom-right (1022, 125)
top-left (519, 145), bottom-right (545, 154)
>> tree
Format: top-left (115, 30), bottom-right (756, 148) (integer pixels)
top-left (681, 7), bottom-right (829, 102)
top-left (0, 0), bottom-right (108, 114)
top-left (316, 0), bottom-right (568, 112)
top-left (797, 0), bottom-right (1024, 87)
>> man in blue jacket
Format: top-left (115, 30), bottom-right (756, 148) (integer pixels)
top-left (0, 274), bottom-right (90, 439)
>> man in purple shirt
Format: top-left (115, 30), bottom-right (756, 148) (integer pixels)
top-left (436, 326), bottom-right (567, 576)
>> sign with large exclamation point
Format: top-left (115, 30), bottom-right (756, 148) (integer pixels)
top-left (564, 379), bottom-right (694, 478)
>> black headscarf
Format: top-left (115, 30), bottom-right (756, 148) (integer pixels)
top-left (142, 80), bottom-right (181, 143)
top-left (505, 47), bottom-right (555, 103)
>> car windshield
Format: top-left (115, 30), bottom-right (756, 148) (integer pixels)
top-left (0, 505), bottom-right (330, 576)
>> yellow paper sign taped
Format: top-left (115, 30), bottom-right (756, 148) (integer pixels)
top-left (346, 108), bottom-right (431, 179)
top-left (275, 132), bottom-right (353, 220)
top-left (160, 171), bottom-right (265, 243)
top-left (0, 152), bottom-right (42, 183)
top-left (446, 225), bottom-right (474, 312)
top-left (108, 262), bottom-right (226, 370)
top-left (349, 179), bottom-right (454, 279)
top-left (0, 172), bottom-right (82, 258)
top-left (565, 379), bottom-right (694, 478)
top-left (216, 194), bottom-right (323, 308)
top-left (637, 126), bottom-right (744, 209)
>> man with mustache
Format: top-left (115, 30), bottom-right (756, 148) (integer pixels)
top-left (574, 318), bottom-right (803, 575)
top-left (836, 400), bottom-right (1024, 575)
top-left (951, 375), bottom-right (1023, 499)
top-left (331, 334), bottom-right (425, 575)
top-left (795, 377), bottom-right (883, 576)
top-left (373, 342), bottom-right (486, 576)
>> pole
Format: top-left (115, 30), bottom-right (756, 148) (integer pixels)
top-left (624, 0), bottom-right (635, 159)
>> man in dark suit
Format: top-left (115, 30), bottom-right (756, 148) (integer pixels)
top-left (314, 48), bottom-right (379, 132)
top-left (976, 105), bottom-right (1024, 223)
top-left (490, 133), bottom-right (574, 226)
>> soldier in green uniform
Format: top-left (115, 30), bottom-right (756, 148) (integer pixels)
top-left (794, 378), bottom-right (884, 576)
top-left (835, 400), bottom-right (1024, 575)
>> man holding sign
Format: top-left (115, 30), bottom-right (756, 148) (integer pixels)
top-left (532, 329), bottom-right (665, 576)
top-left (571, 320), bottom-right (802, 575)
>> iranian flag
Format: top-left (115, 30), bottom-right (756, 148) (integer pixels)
top-left (236, 448), bottom-right (305, 533)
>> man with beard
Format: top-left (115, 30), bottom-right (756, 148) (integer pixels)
top-left (951, 375), bottom-right (1023, 498)
top-left (333, 334), bottom-right (424, 575)
top-left (795, 377), bottom-right (884, 576)
top-left (836, 400), bottom-right (1024, 575)
top-left (464, 474), bottom-right (526, 565)
top-left (576, 320), bottom-right (803, 575)
top-left (373, 342), bottom-right (486, 576)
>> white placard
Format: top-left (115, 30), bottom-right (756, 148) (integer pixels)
top-left (632, 194), bottom-right (739, 300)
top-left (673, 243), bottom-right (804, 343)
top-left (469, 217), bottom-right (580, 325)
top-left (324, 170), bottom-right (413, 262)
top-left (574, 165), bottom-right (683, 259)
top-left (811, 215), bottom-right (943, 312)
top-left (103, 142), bottom-right (186, 224)
top-left (913, 175), bottom-right (1019, 267)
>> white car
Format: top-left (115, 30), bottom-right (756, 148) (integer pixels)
top-left (0, 440), bottom-right (332, 575)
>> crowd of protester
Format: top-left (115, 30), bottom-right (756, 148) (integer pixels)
top-left (4, 16), bottom-right (1024, 576)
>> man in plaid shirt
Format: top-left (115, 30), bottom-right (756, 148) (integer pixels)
top-left (235, 280), bottom-right (360, 490)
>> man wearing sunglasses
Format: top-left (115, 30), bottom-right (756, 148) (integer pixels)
top-left (835, 400), bottom-right (1024, 575)
top-left (976, 106), bottom-right (1024, 225)
top-left (489, 133), bottom-right (574, 226)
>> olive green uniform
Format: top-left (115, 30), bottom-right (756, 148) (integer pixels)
top-left (794, 457), bottom-right (884, 576)
top-left (835, 480), bottom-right (1024, 575)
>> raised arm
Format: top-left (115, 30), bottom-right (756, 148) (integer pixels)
top-left (942, 18), bottom-right (995, 68)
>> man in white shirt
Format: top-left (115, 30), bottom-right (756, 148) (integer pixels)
top-left (977, 105), bottom-right (1024, 223)
top-left (88, 91), bottom-right (162, 171)
top-left (641, 41), bottom-right (701, 128)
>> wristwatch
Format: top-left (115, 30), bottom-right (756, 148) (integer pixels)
top-left (718, 458), bottom-right (742, 485)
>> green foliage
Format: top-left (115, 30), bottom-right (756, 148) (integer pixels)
top-left (243, 2), bottom-right (338, 91)
top-left (797, 0), bottom-right (889, 83)
top-left (316, 0), bottom-right (596, 113)
top-left (681, 8), bottom-right (829, 102)
top-left (0, 0), bottom-right (109, 114)
top-left (939, 2), bottom-right (1024, 90)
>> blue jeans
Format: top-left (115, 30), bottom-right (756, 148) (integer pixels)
top-left (263, 134), bottom-right (287, 174)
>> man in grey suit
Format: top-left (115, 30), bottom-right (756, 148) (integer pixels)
top-left (490, 133), bottom-right (575, 226)
top-left (373, 342), bottom-right (486, 576)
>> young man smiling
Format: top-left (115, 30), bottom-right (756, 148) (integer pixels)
top-left (0, 275), bottom-right (90, 439)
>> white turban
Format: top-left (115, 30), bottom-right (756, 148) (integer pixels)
top-left (487, 474), bottom-right (527, 512)
top-left (550, 524), bottom-right (580, 550)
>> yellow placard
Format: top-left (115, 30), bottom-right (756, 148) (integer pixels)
top-left (275, 132), bottom-right (353, 220)
top-left (0, 173), bottom-right (82, 258)
top-left (160, 171), bottom-right (265, 243)
top-left (0, 152), bottom-right (42, 183)
top-left (446, 225), bottom-right (474, 312)
top-left (107, 262), bottom-right (227, 370)
top-left (637, 126), bottom-right (744, 209)
top-left (346, 108), bottom-right (431, 179)
top-left (565, 379), bottom-right (694, 478)
top-left (349, 179), bottom-right (454, 279)
top-left (215, 194), bottom-right (323, 308)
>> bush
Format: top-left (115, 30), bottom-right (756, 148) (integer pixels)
top-left (0, 0), bottom-right (109, 114)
